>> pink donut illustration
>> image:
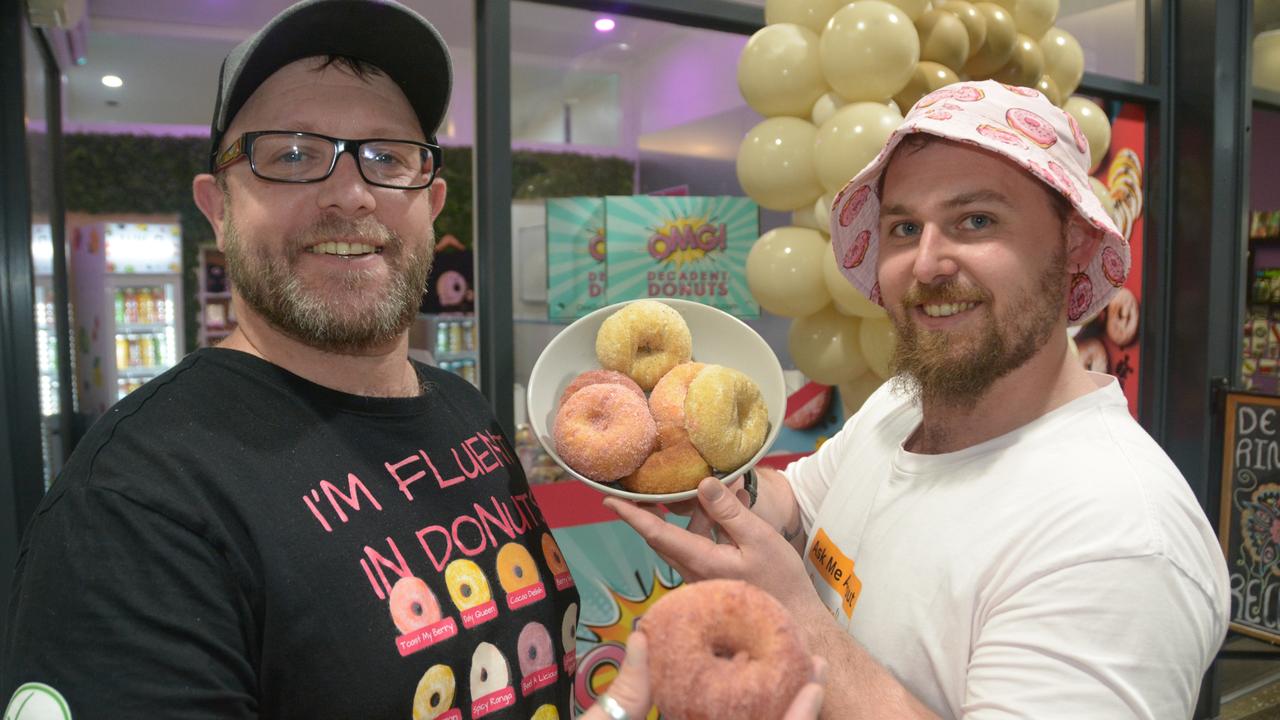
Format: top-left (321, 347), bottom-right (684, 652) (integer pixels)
top-left (916, 87), bottom-right (958, 108)
top-left (1068, 272), bottom-right (1093, 322)
top-left (1006, 109), bottom-right (1058, 148)
top-left (950, 86), bottom-right (985, 102)
top-left (1002, 83), bottom-right (1041, 98)
top-left (1046, 161), bottom-right (1082, 203)
top-left (842, 230), bottom-right (871, 269)
top-left (389, 576), bottom-right (443, 634)
top-left (1101, 245), bottom-right (1127, 287)
top-left (839, 185), bottom-right (872, 227)
top-left (925, 109), bottom-right (953, 121)
top-left (869, 282), bottom-right (883, 308)
top-left (517, 622), bottom-right (555, 677)
top-left (976, 124), bottom-right (1027, 148)
top-left (1066, 112), bottom-right (1089, 155)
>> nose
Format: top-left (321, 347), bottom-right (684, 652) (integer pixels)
top-left (315, 152), bottom-right (377, 216)
top-left (911, 223), bottom-right (959, 286)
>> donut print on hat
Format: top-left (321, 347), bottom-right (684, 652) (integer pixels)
top-left (828, 80), bottom-right (1128, 325)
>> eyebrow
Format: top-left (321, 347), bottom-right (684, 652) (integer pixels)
top-left (881, 190), bottom-right (1014, 217)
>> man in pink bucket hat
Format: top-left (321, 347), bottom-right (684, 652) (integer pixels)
top-left (607, 80), bottom-right (1229, 718)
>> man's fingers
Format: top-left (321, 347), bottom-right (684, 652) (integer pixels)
top-left (685, 505), bottom-right (716, 541)
top-left (781, 683), bottom-right (825, 720)
top-left (604, 496), bottom-right (729, 575)
top-left (597, 631), bottom-right (651, 719)
top-left (695, 477), bottom-right (770, 545)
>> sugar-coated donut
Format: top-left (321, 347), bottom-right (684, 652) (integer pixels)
top-left (531, 705), bottom-right (560, 720)
top-left (554, 383), bottom-right (657, 482)
top-left (595, 300), bottom-right (693, 391)
top-left (558, 369), bottom-right (645, 409)
top-left (412, 664), bottom-right (456, 720)
top-left (648, 362), bottom-right (706, 426)
top-left (621, 439), bottom-right (712, 495)
top-left (642, 580), bottom-right (808, 720)
top-left (1106, 287), bottom-right (1138, 347)
top-left (517, 621), bottom-right (556, 676)
top-left (541, 533), bottom-right (569, 576)
top-left (390, 576), bottom-right (443, 633)
top-left (445, 558), bottom-right (493, 611)
top-left (497, 542), bottom-right (541, 593)
top-left (562, 603), bottom-right (578, 654)
top-left (470, 641), bottom-right (511, 699)
top-left (684, 365), bottom-right (769, 471)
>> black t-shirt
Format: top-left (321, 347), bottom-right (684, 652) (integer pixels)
top-left (2, 349), bottom-right (579, 719)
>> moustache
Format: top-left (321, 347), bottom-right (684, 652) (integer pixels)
top-left (901, 281), bottom-right (988, 308)
top-left (288, 214), bottom-right (398, 255)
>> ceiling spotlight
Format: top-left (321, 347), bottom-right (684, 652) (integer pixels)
top-left (594, 17), bottom-right (615, 32)
top-left (101, 75), bottom-right (123, 88)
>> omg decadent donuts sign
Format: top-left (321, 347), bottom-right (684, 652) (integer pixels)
top-left (604, 196), bottom-right (760, 318)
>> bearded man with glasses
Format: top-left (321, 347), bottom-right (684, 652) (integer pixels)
top-left (1, 3), bottom-right (585, 719)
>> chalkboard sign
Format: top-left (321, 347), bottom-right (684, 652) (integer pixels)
top-left (1220, 392), bottom-right (1280, 644)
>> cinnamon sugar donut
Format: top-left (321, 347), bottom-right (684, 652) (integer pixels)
top-left (554, 383), bottom-right (657, 482)
top-left (684, 365), bottom-right (769, 472)
top-left (620, 438), bottom-right (712, 495)
top-left (558, 369), bottom-right (645, 409)
top-left (595, 301), bottom-right (693, 391)
top-left (642, 580), bottom-right (808, 720)
top-left (649, 362), bottom-right (706, 425)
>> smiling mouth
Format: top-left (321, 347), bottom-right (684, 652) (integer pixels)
top-left (920, 301), bottom-right (979, 318)
top-left (306, 241), bottom-right (382, 257)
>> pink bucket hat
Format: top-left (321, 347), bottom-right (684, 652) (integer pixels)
top-left (828, 79), bottom-right (1128, 325)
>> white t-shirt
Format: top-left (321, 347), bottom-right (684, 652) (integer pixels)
top-left (784, 374), bottom-right (1229, 719)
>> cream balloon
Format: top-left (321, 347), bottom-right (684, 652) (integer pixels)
top-left (894, 61), bottom-right (961, 113)
top-left (813, 101), bottom-right (903, 193)
top-left (990, 34), bottom-right (1045, 87)
top-left (937, 1), bottom-right (987, 60)
top-left (811, 91), bottom-right (847, 126)
top-left (881, 0), bottom-right (931, 21)
top-left (788, 306), bottom-right (869, 384)
top-left (791, 205), bottom-right (821, 231)
top-left (1036, 74), bottom-right (1063, 106)
top-left (822, 239), bottom-right (887, 319)
top-left (736, 117), bottom-right (825, 211)
top-left (1089, 176), bottom-right (1120, 226)
top-left (1255, 30), bottom-right (1280, 92)
top-left (1063, 96), bottom-right (1111, 173)
top-left (838, 370), bottom-right (885, 415)
top-left (962, 3), bottom-right (1016, 78)
top-left (858, 315), bottom-right (897, 379)
top-left (746, 227), bottom-right (833, 318)
top-left (984, 0), bottom-right (1015, 10)
top-left (766, 0), bottom-right (846, 34)
top-left (1041, 27), bottom-right (1085, 97)
top-left (1014, 0), bottom-right (1059, 38)
top-left (819, 1), bottom-right (921, 102)
top-left (916, 9), bottom-right (971, 73)
top-left (815, 192), bottom-right (835, 236)
top-left (738, 24), bottom-right (830, 118)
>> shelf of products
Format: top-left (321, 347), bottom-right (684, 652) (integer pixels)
top-left (197, 246), bottom-right (236, 347)
top-left (420, 312), bottom-right (478, 386)
top-left (1242, 211), bottom-right (1280, 393)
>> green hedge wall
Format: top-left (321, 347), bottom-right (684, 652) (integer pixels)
top-left (53, 133), bottom-right (634, 350)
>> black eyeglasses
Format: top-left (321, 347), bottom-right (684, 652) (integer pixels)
top-left (213, 131), bottom-right (443, 189)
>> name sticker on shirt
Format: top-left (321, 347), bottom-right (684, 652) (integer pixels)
top-left (472, 686), bottom-right (516, 717)
top-left (461, 600), bottom-right (499, 629)
top-left (520, 665), bottom-right (559, 696)
top-left (808, 528), bottom-right (861, 619)
top-left (506, 582), bottom-right (548, 610)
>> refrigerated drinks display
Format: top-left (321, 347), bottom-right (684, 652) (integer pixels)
top-left (70, 222), bottom-right (184, 416)
top-left (32, 222), bottom-right (68, 484)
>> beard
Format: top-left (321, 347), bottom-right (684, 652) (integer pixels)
top-left (222, 209), bottom-right (433, 354)
top-left (889, 243), bottom-right (1067, 408)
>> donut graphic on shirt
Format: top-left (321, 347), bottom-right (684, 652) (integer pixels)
top-left (412, 664), bottom-right (456, 720)
top-left (497, 542), bottom-right (542, 594)
top-left (445, 558), bottom-right (493, 611)
top-left (531, 706), bottom-right (560, 720)
top-left (1101, 245), bottom-right (1127, 287)
top-left (517, 622), bottom-right (556, 677)
top-left (470, 642), bottom-right (512, 699)
top-left (541, 533), bottom-right (569, 576)
top-left (389, 576), bottom-right (444, 634)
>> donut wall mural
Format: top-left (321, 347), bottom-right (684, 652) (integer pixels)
top-left (1071, 100), bottom-right (1147, 419)
top-left (736, 0), bottom-right (1129, 416)
top-left (420, 234), bottom-right (475, 315)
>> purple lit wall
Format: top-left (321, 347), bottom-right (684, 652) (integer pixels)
top-left (634, 32), bottom-right (748, 136)
top-left (1254, 107), bottom-right (1280, 212)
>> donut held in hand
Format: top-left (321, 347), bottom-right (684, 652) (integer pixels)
top-left (554, 383), bottom-right (657, 482)
top-left (595, 300), bottom-right (693, 391)
top-left (642, 579), bottom-right (809, 720)
top-left (684, 365), bottom-right (769, 471)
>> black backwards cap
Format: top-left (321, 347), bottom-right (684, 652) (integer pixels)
top-left (207, 0), bottom-right (452, 171)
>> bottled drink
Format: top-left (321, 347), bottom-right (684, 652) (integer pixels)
top-left (449, 321), bottom-right (463, 353)
top-left (127, 335), bottom-right (142, 368)
top-left (116, 336), bottom-right (128, 369)
top-left (436, 320), bottom-right (449, 353)
top-left (124, 289), bottom-right (138, 324)
top-left (114, 290), bottom-right (125, 325)
top-left (463, 320), bottom-right (475, 351)
top-left (151, 334), bottom-right (163, 367)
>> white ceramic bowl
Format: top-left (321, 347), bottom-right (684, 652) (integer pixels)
top-left (527, 298), bottom-right (786, 503)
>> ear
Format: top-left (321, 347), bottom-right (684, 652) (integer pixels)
top-left (1065, 212), bottom-right (1103, 269)
top-left (193, 173), bottom-right (230, 251)
top-left (428, 178), bottom-right (447, 223)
